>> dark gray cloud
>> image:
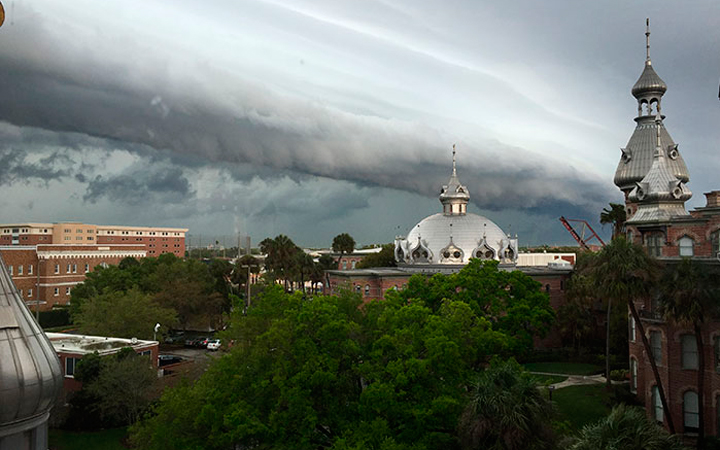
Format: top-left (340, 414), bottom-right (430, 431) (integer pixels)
top-left (83, 167), bottom-right (194, 205)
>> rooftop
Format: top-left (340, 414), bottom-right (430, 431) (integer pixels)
top-left (46, 332), bottom-right (157, 355)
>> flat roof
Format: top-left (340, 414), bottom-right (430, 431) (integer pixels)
top-left (46, 332), bottom-right (157, 355)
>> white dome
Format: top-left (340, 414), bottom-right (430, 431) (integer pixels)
top-left (396, 213), bottom-right (517, 265)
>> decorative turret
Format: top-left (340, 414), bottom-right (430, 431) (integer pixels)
top-left (0, 253), bottom-right (63, 450)
top-left (439, 144), bottom-right (470, 216)
top-left (614, 19), bottom-right (689, 197)
top-left (627, 116), bottom-right (692, 224)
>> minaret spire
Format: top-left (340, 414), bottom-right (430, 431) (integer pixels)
top-left (452, 143), bottom-right (457, 176)
top-left (645, 18), bottom-right (651, 64)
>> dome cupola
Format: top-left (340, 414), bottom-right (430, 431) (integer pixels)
top-left (439, 144), bottom-right (470, 216)
top-left (0, 254), bottom-right (63, 450)
top-left (631, 19), bottom-right (667, 116)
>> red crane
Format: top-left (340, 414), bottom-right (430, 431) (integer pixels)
top-left (559, 217), bottom-right (606, 251)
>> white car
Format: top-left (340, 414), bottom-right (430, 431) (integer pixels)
top-left (206, 339), bottom-right (221, 351)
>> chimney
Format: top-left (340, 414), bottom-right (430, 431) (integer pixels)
top-left (704, 191), bottom-right (720, 208)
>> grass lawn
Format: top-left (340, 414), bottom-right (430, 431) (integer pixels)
top-left (530, 374), bottom-right (568, 385)
top-left (523, 362), bottom-right (603, 376)
top-left (553, 384), bottom-right (612, 431)
top-left (49, 427), bottom-right (128, 450)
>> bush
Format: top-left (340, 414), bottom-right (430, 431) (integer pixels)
top-left (39, 308), bottom-right (71, 329)
top-left (610, 369), bottom-right (628, 381)
top-left (610, 384), bottom-right (641, 407)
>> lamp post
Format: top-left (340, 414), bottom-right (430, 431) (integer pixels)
top-left (241, 264), bottom-right (259, 311)
top-left (154, 323), bottom-right (161, 341)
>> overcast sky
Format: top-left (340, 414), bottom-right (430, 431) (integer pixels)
top-left (0, 0), bottom-right (718, 248)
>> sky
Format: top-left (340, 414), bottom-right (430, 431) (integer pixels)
top-left (0, 0), bottom-right (718, 248)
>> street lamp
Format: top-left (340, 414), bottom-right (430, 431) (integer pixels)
top-left (154, 323), bottom-right (161, 341)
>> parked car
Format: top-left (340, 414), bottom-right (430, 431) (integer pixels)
top-left (158, 354), bottom-right (183, 367)
top-left (193, 337), bottom-right (210, 348)
top-left (206, 339), bottom-right (221, 351)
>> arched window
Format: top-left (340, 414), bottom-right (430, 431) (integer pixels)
top-left (650, 330), bottom-right (662, 363)
top-left (684, 391), bottom-right (699, 431)
top-left (342, 261), bottom-right (348, 270)
top-left (630, 358), bottom-right (637, 393)
top-left (545, 284), bottom-right (550, 293)
top-left (711, 230), bottom-right (720, 255)
top-left (629, 316), bottom-right (636, 342)
top-left (682, 335), bottom-right (698, 369)
top-left (364, 285), bottom-right (370, 296)
top-left (351, 261), bottom-right (357, 269)
top-left (354, 285), bottom-right (361, 293)
top-left (678, 236), bottom-right (694, 257)
top-left (652, 385), bottom-right (663, 423)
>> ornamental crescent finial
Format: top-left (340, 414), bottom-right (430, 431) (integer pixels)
top-left (452, 144), bottom-right (457, 176)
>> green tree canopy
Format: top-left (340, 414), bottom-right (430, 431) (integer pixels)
top-left (131, 261), bottom-right (555, 450)
top-left (332, 233), bottom-right (355, 256)
top-left (356, 244), bottom-right (396, 269)
top-left (75, 287), bottom-right (178, 340)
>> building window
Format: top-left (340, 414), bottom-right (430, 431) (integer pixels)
top-left (18, 289), bottom-right (22, 297)
top-left (684, 391), bottom-right (700, 431)
top-left (364, 285), bottom-right (370, 296)
top-left (54, 288), bottom-right (59, 297)
top-left (630, 358), bottom-right (637, 393)
top-left (354, 285), bottom-right (360, 293)
top-left (85, 264), bottom-right (89, 273)
top-left (54, 264), bottom-right (59, 274)
top-left (646, 233), bottom-right (663, 257)
top-left (711, 230), bottom-right (720, 255)
top-left (27, 288), bottom-right (32, 298)
top-left (28, 264), bottom-right (33, 275)
top-left (65, 357), bottom-right (77, 378)
top-left (65, 287), bottom-right (71, 295)
top-left (650, 331), bottom-right (662, 364)
top-left (17, 265), bottom-right (22, 275)
top-left (682, 335), bottom-right (698, 369)
top-left (72, 264), bottom-right (77, 273)
top-left (627, 230), bottom-right (634, 243)
top-left (141, 350), bottom-right (152, 357)
top-left (342, 261), bottom-right (348, 270)
top-left (629, 316), bottom-right (636, 342)
top-left (652, 385), bottom-right (663, 423)
top-left (679, 236), bottom-right (694, 257)
top-left (351, 261), bottom-right (357, 269)
top-left (8, 265), bottom-right (12, 276)
top-left (66, 264), bottom-right (71, 273)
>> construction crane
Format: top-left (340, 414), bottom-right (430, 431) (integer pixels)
top-left (559, 216), bottom-right (606, 251)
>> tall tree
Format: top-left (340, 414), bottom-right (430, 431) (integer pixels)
top-left (75, 287), bottom-right (178, 340)
top-left (332, 233), bottom-right (355, 259)
top-left (458, 360), bottom-right (556, 450)
top-left (317, 253), bottom-right (338, 294)
top-left (660, 259), bottom-right (717, 446)
top-left (569, 404), bottom-right (688, 450)
top-left (592, 238), bottom-right (674, 433)
top-left (600, 202), bottom-right (627, 239)
top-left (355, 244), bottom-right (396, 269)
top-left (261, 235), bottom-right (302, 290)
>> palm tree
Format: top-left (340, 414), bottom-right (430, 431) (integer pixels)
top-left (458, 360), bottom-right (556, 450)
top-left (600, 203), bottom-right (627, 239)
top-left (660, 259), bottom-right (717, 446)
top-left (569, 404), bottom-right (688, 450)
top-left (592, 237), bottom-right (674, 433)
top-left (260, 235), bottom-right (301, 290)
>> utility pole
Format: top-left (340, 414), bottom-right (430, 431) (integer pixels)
top-left (240, 236), bottom-right (257, 311)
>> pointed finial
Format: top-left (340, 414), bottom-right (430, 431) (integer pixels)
top-left (655, 116), bottom-right (664, 158)
top-left (452, 144), bottom-right (457, 176)
top-left (645, 18), bottom-right (651, 64)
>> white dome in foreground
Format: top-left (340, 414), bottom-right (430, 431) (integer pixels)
top-left (394, 146), bottom-right (518, 266)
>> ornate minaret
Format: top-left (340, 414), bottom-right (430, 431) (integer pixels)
top-left (439, 144), bottom-right (470, 216)
top-left (614, 19), bottom-right (689, 215)
top-left (626, 116), bottom-right (692, 224)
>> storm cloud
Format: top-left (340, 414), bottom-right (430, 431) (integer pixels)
top-left (0, 0), bottom-right (718, 246)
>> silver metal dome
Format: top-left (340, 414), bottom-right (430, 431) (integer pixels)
top-left (0, 254), bottom-right (63, 450)
top-left (396, 213), bottom-right (518, 265)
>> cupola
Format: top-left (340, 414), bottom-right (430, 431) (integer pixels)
top-left (439, 144), bottom-right (470, 216)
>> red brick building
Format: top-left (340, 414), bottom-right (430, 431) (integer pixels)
top-left (0, 222), bottom-right (187, 310)
top-left (617, 24), bottom-right (720, 438)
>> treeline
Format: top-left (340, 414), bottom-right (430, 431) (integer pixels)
top-left (70, 253), bottom-right (234, 337)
